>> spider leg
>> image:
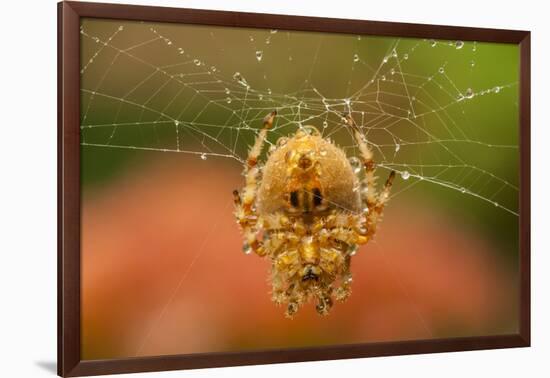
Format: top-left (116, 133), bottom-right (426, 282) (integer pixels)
top-left (232, 110), bottom-right (277, 256)
top-left (344, 113), bottom-right (395, 240)
top-left (335, 255), bottom-right (352, 301)
top-left (315, 285), bottom-right (333, 316)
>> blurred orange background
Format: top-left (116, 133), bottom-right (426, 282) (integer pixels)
top-left (81, 153), bottom-right (518, 360)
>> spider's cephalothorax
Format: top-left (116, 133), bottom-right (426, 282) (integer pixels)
top-left (233, 111), bottom-right (395, 318)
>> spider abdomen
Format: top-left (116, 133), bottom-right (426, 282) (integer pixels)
top-left (257, 129), bottom-right (361, 217)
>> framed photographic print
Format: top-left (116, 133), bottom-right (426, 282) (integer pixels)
top-left (58, 1), bottom-right (530, 376)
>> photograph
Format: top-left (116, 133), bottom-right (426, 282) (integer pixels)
top-left (78, 16), bottom-right (522, 360)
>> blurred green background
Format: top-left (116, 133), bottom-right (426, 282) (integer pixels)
top-left (80, 18), bottom-right (520, 360)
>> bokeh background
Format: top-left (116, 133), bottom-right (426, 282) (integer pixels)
top-left (80, 18), bottom-right (520, 360)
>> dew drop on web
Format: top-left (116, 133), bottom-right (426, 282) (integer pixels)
top-left (455, 40), bottom-right (464, 49)
top-left (255, 50), bottom-right (263, 62)
top-left (401, 171), bottom-right (410, 180)
top-left (349, 157), bottom-right (362, 173)
top-left (347, 244), bottom-right (358, 256)
top-left (242, 243), bottom-right (252, 255)
top-left (233, 72), bottom-right (249, 88)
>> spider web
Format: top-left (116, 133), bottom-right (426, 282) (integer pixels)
top-left (80, 19), bottom-right (519, 216)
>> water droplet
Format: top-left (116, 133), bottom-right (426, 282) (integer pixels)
top-left (347, 244), bottom-right (358, 256)
top-left (470, 60), bottom-right (475, 67)
top-left (349, 157), bottom-right (362, 173)
top-left (381, 75), bottom-right (386, 81)
top-left (258, 94), bottom-right (263, 100)
top-left (118, 25), bottom-right (124, 31)
top-left (265, 37), bottom-right (271, 44)
top-left (267, 88), bottom-right (272, 95)
top-left (392, 49), bottom-right (397, 58)
top-left (403, 53), bottom-right (409, 60)
top-left (457, 94), bottom-right (464, 101)
top-left (277, 137), bottom-right (288, 147)
top-left (383, 57), bottom-right (388, 64)
top-left (174, 120), bottom-right (179, 126)
top-left (322, 121), bottom-right (328, 129)
top-left (493, 86), bottom-right (501, 93)
top-left (242, 243), bottom-right (252, 255)
top-left (353, 53), bottom-right (359, 62)
top-left (193, 59), bottom-right (201, 66)
top-left (395, 143), bottom-right (400, 152)
top-left (270, 29), bottom-right (278, 34)
top-left (390, 68), bottom-right (395, 75)
top-left (438, 67), bottom-right (444, 74)
top-left (165, 39), bottom-right (172, 45)
top-left (455, 40), bottom-right (464, 49)
top-left (288, 55), bottom-right (293, 61)
top-left (200, 153), bottom-right (207, 160)
top-left (224, 88), bottom-right (230, 95)
top-left (255, 50), bottom-right (263, 62)
top-left (494, 202), bottom-right (499, 207)
top-left (249, 36), bottom-right (254, 42)
top-left (472, 42), bottom-right (477, 52)
top-left (210, 66), bottom-right (217, 72)
top-left (429, 39), bottom-right (436, 47)
top-left (233, 72), bottom-right (249, 88)
top-left (226, 97), bottom-right (232, 104)
top-left (465, 88), bottom-right (474, 99)
top-left (401, 171), bottom-right (410, 180)
top-left (460, 187), bottom-right (467, 193)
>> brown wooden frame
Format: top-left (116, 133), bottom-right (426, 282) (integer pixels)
top-left (58, 1), bottom-right (531, 376)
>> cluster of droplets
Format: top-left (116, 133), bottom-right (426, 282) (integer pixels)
top-left (233, 72), bottom-right (250, 89)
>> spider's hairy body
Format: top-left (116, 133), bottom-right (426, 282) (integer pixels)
top-left (257, 131), bottom-right (361, 216)
top-left (233, 111), bottom-right (395, 318)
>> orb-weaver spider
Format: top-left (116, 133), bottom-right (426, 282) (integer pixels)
top-left (233, 111), bottom-right (395, 317)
